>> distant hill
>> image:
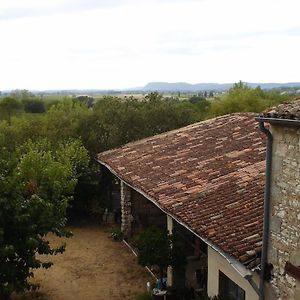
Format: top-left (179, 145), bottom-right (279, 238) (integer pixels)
top-left (141, 82), bottom-right (232, 92)
top-left (139, 82), bottom-right (300, 92)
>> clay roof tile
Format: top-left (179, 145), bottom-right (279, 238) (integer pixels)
top-left (97, 113), bottom-right (266, 267)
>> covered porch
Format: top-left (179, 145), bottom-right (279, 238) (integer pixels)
top-left (103, 173), bottom-right (209, 297)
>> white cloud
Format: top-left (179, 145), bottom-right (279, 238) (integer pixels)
top-left (0, 0), bottom-right (299, 89)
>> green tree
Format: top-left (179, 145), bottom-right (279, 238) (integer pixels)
top-left (0, 139), bottom-right (89, 299)
top-left (231, 80), bottom-right (250, 91)
top-left (74, 95), bottom-right (94, 108)
top-left (0, 115), bottom-right (45, 153)
top-left (188, 96), bottom-right (211, 119)
top-left (209, 81), bottom-right (290, 118)
top-left (22, 99), bottom-right (45, 113)
top-left (10, 89), bottom-right (35, 101)
top-left (188, 95), bottom-right (206, 104)
top-left (45, 98), bottom-right (90, 142)
top-left (0, 97), bottom-right (23, 125)
top-left (145, 92), bottom-right (163, 102)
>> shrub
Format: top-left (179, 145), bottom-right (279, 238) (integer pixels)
top-left (135, 291), bottom-right (152, 300)
top-left (110, 227), bottom-right (123, 241)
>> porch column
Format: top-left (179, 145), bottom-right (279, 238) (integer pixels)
top-left (120, 180), bottom-right (132, 239)
top-left (167, 215), bottom-right (174, 287)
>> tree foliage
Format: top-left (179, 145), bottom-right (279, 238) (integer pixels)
top-left (209, 81), bottom-right (290, 117)
top-left (22, 99), bottom-right (45, 113)
top-left (133, 227), bottom-right (186, 283)
top-left (10, 89), bottom-right (35, 101)
top-left (74, 95), bottom-right (94, 108)
top-left (92, 94), bottom-right (204, 150)
top-left (0, 139), bottom-right (89, 299)
top-left (0, 97), bottom-right (23, 125)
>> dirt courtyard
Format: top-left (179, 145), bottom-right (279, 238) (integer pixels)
top-left (12, 224), bottom-right (153, 300)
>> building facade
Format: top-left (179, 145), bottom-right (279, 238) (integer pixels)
top-left (261, 99), bottom-right (300, 300)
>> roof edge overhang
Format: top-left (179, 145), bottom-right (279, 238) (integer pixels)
top-left (96, 157), bottom-right (253, 279)
top-left (256, 116), bottom-right (300, 127)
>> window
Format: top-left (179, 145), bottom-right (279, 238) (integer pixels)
top-left (219, 271), bottom-right (245, 300)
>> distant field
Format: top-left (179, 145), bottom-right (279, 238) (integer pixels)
top-left (39, 93), bottom-right (193, 103)
top-left (0, 92), bottom-right (211, 107)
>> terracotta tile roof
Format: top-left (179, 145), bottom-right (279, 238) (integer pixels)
top-left (97, 113), bottom-right (266, 267)
top-left (261, 97), bottom-right (300, 120)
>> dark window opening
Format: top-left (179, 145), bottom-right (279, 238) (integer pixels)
top-left (219, 271), bottom-right (245, 300)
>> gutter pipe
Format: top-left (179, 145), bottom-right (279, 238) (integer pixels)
top-left (256, 118), bottom-right (273, 300)
top-left (258, 117), bottom-right (300, 128)
top-left (245, 275), bottom-right (262, 298)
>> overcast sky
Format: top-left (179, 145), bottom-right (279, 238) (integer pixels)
top-left (0, 0), bottom-right (299, 90)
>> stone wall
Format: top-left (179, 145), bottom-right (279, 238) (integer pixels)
top-left (268, 125), bottom-right (300, 300)
top-left (120, 181), bottom-right (166, 238)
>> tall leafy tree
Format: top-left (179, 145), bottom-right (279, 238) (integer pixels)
top-left (0, 97), bottom-right (23, 125)
top-left (0, 139), bottom-right (89, 299)
top-left (209, 81), bottom-right (289, 117)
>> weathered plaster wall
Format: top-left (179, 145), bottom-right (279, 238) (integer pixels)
top-left (268, 125), bottom-right (300, 300)
top-left (207, 246), bottom-right (259, 300)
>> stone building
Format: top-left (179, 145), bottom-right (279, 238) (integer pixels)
top-left (259, 98), bottom-right (300, 300)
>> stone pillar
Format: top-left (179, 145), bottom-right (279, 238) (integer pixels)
top-left (120, 180), bottom-right (132, 239)
top-left (167, 215), bottom-right (174, 287)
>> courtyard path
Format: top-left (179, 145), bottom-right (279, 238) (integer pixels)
top-left (13, 224), bottom-right (153, 300)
